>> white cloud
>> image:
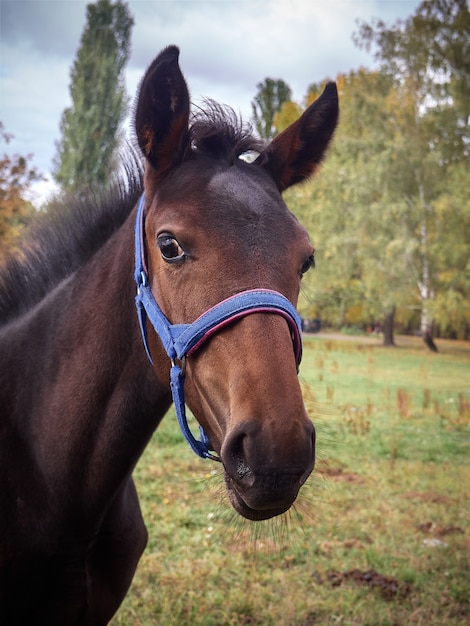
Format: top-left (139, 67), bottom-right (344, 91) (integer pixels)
top-left (1, 0), bottom-right (86, 54)
top-left (0, 0), bottom-right (421, 200)
top-left (1, 40), bottom-right (71, 175)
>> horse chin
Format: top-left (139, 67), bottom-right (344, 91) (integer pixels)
top-left (225, 476), bottom-right (292, 521)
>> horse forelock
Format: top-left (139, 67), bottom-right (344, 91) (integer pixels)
top-left (0, 157), bottom-right (143, 325)
top-left (190, 100), bottom-right (265, 162)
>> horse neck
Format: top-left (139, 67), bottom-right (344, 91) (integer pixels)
top-left (1, 210), bottom-right (172, 514)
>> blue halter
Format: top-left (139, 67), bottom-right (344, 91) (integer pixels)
top-left (134, 194), bottom-right (303, 460)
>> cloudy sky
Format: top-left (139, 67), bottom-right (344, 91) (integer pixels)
top-left (1, 0), bottom-right (421, 200)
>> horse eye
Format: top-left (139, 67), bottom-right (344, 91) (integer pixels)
top-left (157, 235), bottom-right (186, 262)
top-left (300, 253), bottom-right (315, 277)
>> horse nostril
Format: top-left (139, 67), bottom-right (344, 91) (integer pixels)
top-left (222, 419), bottom-right (315, 484)
top-left (236, 459), bottom-right (252, 479)
top-left (221, 424), bottom-right (255, 484)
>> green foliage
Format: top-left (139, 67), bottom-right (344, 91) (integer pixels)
top-left (351, 0), bottom-right (470, 338)
top-left (273, 99), bottom-right (303, 134)
top-left (53, 0), bottom-right (133, 193)
top-left (286, 69), bottom-right (404, 330)
top-left (251, 78), bottom-right (292, 140)
top-left (111, 335), bottom-right (470, 625)
top-left (0, 123), bottom-right (42, 254)
top-left (282, 1), bottom-right (469, 341)
top-left (355, 0), bottom-right (470, 131)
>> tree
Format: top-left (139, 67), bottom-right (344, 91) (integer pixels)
top-left (427, 160), bottom-right (470, 339)
top-left (53, 0), bottom-right (133, 193)
top-left (260, 2), bottom-right (469, 343)
top-left (251, 78), bottom-right (292, 140)
top-left (354, 0), bottom-right (470, 347)
top-left (273, 100), bottom-right (303, 135)
top-left (287, 70), bottom-right (418, 346)
top-left (0, 123), bottom-right (43, 255)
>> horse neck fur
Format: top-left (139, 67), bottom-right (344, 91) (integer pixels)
top-left (0, 209), bottom-right (171, 517)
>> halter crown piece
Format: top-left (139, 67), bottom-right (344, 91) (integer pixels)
top-left (134, 194), bottom-right (303, 460)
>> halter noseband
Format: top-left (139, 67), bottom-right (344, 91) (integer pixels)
top-left (134, 194), bottom-right (303, 460)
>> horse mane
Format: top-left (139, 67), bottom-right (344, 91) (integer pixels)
top-left (0, 157), bottom-right (144, 325)
top-left (0, 103), bottom-right (263, 325)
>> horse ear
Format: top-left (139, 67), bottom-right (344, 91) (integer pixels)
top-left (135, 46), bottom-right (191, 181)
top-left (255, 82), bottom-right (339, 192)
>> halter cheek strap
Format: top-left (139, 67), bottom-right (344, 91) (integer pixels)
top-left (134, 194), bottom-right (303, 460)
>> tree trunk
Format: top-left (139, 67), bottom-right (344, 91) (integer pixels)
top-left (417, 184), bottom-right (437, 352)
top-left (423, 324), bottom-right (438, 352)
top-left (383, 306), bottom-right (396, 347)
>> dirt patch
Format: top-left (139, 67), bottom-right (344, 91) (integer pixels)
top-left (319, 537), bottom-right (370, 555)
top-left (316, 459), bottom-right (365, 484)
top-left (416, 521), bottom-right (465, 537)
top-left (314, 568), bottom-right (412, 600)
top-left (403, 491), bottom-right (454, 504)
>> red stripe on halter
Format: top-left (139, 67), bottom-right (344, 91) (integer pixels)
top-left (186, 301), bottom-right (302, 365)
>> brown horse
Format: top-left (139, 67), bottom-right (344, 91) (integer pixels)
top-left (0, 46), bottom-right (338, 624)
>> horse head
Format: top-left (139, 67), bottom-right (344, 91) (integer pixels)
top-left (135, 46), bottom-right (338, 521)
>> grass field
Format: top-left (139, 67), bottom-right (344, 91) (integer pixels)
top-left (111, 335), bottom-right (470, 626)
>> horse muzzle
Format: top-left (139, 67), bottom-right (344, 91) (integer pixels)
top-left (220, 418), bottom-right (316, 521)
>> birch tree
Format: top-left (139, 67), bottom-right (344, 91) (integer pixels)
top-left (354, 0), bottom-right (470, 347)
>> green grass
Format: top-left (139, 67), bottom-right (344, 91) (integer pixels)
top-left (111, 335), bottom-right (470, 625)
